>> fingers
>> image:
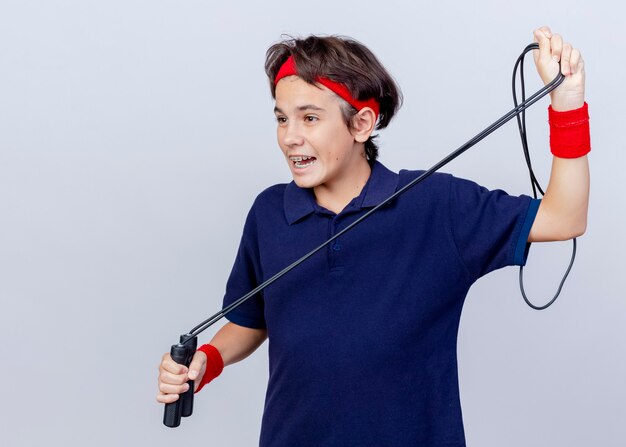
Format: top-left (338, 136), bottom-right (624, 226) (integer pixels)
top-left (553, 40), bottom-right (581, 76)
top-left (156, 352), bottom-right (191, 403)
top-left (533, 27), bottom-right (552, 62)
top-left (161, 352), bottom-right (188, 374)
top-left (533, 26), bottom-right (582, 77)
top-left (157, 391), bottom-right (180, 404)
top-left (534, 27), bottom-right (562, 61)
top-left (551, 34), bottom-right (564, 64)
top-left (560, 42), bottom-right (572, 75)
top-left (570, 49), bottom-right (584, 75)
top-left (156, 380), bottom-right (189, 404)
top-left (160, 368), bottom-right (190, 386)
top-left (159, 379), bottom-right (190, 395)
top-left (538, 25), bottom-right (553, 37)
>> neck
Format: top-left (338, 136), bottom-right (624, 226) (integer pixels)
top-left (314, 158), bottom-right (372, 214)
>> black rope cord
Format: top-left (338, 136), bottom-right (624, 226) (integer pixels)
top-left (180, 43), bottom-right (570, 343)
top-left (513, 43), bottom-right (577, 310)
top-left (164, 42), bottom-right (581, 428)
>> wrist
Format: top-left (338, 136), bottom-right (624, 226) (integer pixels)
top-left (194, 344), bottom-right (224, 393)
top-left (549, 93), bottom-right (585, 112)
top-left (548, 102), bottom-right (591, 158)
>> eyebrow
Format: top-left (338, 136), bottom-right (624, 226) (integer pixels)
top-left (273, 104), bottom-right (326, 114)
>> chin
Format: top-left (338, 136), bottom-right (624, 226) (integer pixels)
top-left (287, 163), bottom-right (326, 189)
top-left (292, 177), bottom-right (319, 189)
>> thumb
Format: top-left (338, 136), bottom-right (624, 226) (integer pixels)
top-left (187, 350), bottom-right (207, 381)
top-left (533, 28), bottom-right (551, 64)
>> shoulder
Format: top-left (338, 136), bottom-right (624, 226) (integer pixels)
top-left (399, 168), bottom-right (514, 197)
top-left (236, 183), bottom-right (289, 241)
top-left (398, 168), bottom-right (453, 196)
top-left (253, 183), bottom-right (288, 208)
top-left (398, 168), bottom-right (453, 183)
top-left (244, 183), bottom-right (290, 226)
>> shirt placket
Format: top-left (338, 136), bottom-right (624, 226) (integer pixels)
top-left (328, 214), bottom-right (344, 272)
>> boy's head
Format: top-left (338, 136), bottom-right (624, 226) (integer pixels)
top-left (265, 35), bottom-right (402, 164)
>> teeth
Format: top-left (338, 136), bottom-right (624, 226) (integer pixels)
top-left (294, 159), bottom-right (315, 168)
top-left (290, 156), bottom-right (313, 162)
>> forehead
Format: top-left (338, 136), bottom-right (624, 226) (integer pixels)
top-left (274, 76), bottom-right (341, 112)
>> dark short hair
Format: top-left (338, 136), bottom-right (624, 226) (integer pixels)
top-left (265, 35), bottom-right (403, 163)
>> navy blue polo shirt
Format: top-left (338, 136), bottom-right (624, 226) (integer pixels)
top-left (222, 161), bottom-right (540, 447)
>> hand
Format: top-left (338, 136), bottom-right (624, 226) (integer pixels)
top-left (156, 350), bottom-right (207, 404)
top-left (533, 26), bottom-right (585, 111)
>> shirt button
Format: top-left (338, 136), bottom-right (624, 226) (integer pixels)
top-left (332, 243), bottom-right (341, 251)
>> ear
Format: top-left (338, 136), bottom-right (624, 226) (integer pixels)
top-left (351, 107), bottom-right (377, 143)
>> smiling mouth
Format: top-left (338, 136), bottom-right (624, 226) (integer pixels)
top-left (290, 156), bottom-right (317, 169)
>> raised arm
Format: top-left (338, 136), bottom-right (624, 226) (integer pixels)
top-left (527, 26), bottom-right (590, 243)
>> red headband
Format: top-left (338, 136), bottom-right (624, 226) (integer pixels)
top-left (274, 55), bottom-right (380, 118)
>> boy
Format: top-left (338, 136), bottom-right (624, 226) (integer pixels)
top-left (157, 26), bottom-right (589, 446)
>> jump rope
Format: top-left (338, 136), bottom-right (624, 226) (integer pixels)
top-left (163, 42), bottom-right (576, 427)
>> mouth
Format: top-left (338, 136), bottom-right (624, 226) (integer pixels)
top-left (289, 155), bottom-right (317, 169)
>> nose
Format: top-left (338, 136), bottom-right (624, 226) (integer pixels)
top-left (281, 120), bottom-right (304, 147)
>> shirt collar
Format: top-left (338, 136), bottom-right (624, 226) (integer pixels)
top-left (284, 161), bottom-right (399, 225)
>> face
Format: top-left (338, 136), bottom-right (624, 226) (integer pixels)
top-left (274, 76), bottom-right (367, 191)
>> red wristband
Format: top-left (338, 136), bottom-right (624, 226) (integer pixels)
top-left (548, 102), bottom-right (591, 158)
top-left (194, 344), bottom-right (224, 393)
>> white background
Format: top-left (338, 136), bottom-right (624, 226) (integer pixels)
top-left (1, 1), bottom-right (624, 446)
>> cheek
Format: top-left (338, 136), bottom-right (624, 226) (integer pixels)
top-left (332, 121), bottom-right (355, 144)
top-left (325, 128), bottom-right (354, 160)
top-left (276, 129), bottom-right (286, 152)
top-left (319, 124), bottom-right (349, 148)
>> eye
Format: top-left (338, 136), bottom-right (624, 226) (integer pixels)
top-left (305, 115), bottom-right (319, 122)
top-left (276, 116), bottom-right (287, 125)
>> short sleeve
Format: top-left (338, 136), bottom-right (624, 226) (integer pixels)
top-left (221, 205), bottom-right (267, 329)
top-left (448, 175), bottom-right (541, 280)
